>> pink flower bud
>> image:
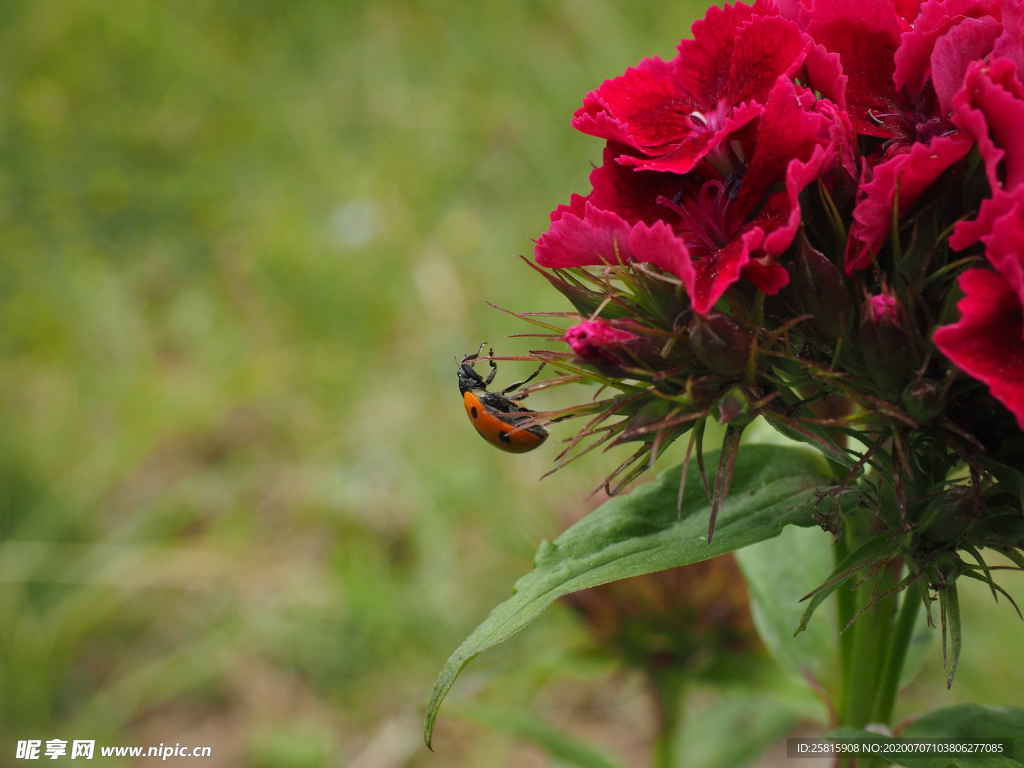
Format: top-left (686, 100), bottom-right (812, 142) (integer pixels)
top-left (866, 293), bottom-right (898, 324)
top-left (860, 291), bottom-right (913, 394)
top-left (565, 320), bottom-right (638, 359)
top-left (564, 319), bottom-right (639, 377)
top-left (916, 487), bottom-right (978, 549)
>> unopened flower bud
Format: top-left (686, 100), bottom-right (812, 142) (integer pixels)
top-left (564, 319), bottom-right (638, 377)
top-left (566, 318), bottom-right (696, 381)
top-left (714, 385), bottom-right (755, 426)
top-left (689, 313), bottom-right (752, 376)
top-left (902, 379), bottom-right (944, 424)
top-left (793, 235), bottom-right (854, 342)
top-left (917, 486), bottom-right (979, 548)
top-left (859, 292), bottom-right (913, 394)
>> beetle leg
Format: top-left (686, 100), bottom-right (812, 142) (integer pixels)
top-left (461, 342), bottom-right (488, 367)
top-left (461, 362), bottom-right (485, 384)
top-left (502, 362), bottom-right (546, 397)
top-left (485, 347), bottom-right (498, 386)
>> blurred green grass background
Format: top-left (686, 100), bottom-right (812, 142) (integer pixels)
top-left (0, 1), bottom-right (1020, 766)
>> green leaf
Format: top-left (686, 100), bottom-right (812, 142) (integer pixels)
top-left (945, 582), bottom-right (962, 689)
top-left (425, 445), bottom-right (835, 747)
top-left (828, 704), bottom-right (1024, 766)
top-left (735, 524), bottom-right (839, 692)
top-left (452, 705), bottom-right (627, 768)
top-left (978, 454), bottom-right (1024, 508)
top-left (899, 590), bottom-right (933, 688)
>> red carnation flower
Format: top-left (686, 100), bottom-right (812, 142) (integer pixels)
top-left (572, 0), bottom-right (812, 175)
top-left (536, 78), bottom-right (841, 313)
top-left (933, 269), bottom-right (1024, 429)
top-left (932, 55), bottom-right (1024, 427)
top-left (951, 56), bottom-right (1024, 197)
top-left (844, 133), bottom-right (972, 272)
top-left (806, 0), bottom-right (912, 140)
top-left (935, 179), bottom-right (1024, 427)
top-left (805, 0), bottom-right (1006, 271)
top-left (895, 0), bottom-right (1005, 119)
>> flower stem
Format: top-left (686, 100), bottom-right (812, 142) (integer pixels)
top-left (834, 525), bottom-right (855, 722)
top-left (842, 562), bottom-right (897, 728)
top-left (650, 667), bottom-right (686, 768)
top-left (871, 583), bottom-right (922, 725)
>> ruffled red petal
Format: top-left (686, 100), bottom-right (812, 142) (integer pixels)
top-left (952, 57), bottom-right (1024, 194)
top-left (534, 203), bottom-right (634, 268)
top-left (807, 0), bottom-right (911, 137)
top-left (628, 220), bottom-right (696, 286)
top-left (804, 43), bottom-right (848, 110)
top-left (932, 17), bottom-right (1004, 117)
top-left (549, 193), bottom-right (589, 223)
top-left (676, 1), bottom-right (764, 105)
top-left (764, 144), bottom-right (832, 255)
top-left (993, 0), bottom-right (1024, 75)
top-left (685, 232), bottom-right (763, 314)
top-left (950, 186), bottom-right (1024, 249)
top-left (572, 57), bottom-right (696, 151)
top-left (893, 0), bottom-right (1002, 101)
top-left (587, 144), bottom-right (689, 228)
top-left (976, 195), bottom-right (1024, 304)
top-left (742, 259), bottom-right (792, 293)
top-left (734, 77), bottom-right (829, 218)
top-left (619, 101), bottom-right (763, 174)
top-left (845, 133), bottom-right (973, 272)
top-left (724, 15), bottom-right (812, 106)
top-left (933, 268), bottom-right (1024, 429)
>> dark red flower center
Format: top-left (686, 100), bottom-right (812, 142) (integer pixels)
top-left (657, 179), bottom-right (737, 254)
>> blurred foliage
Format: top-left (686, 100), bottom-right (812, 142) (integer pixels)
top-left (0, 0), bottom-right (1020, 766)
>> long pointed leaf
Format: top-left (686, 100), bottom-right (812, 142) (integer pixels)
top-left (735, 525), bottom-right (838, 690)
top-left (946, 582), bottom-right (962, 689)
top-left (424, 445), bottom-right (836, 747)
top-left (977, 454), bottom-right (1024, 507)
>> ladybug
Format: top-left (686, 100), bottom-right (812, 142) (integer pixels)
top-left (458, 344), bottom-right (549, 453)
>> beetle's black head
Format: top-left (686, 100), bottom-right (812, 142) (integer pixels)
top-left (458, 355), bottom-right (486, 394)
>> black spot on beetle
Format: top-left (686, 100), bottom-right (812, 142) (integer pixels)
top-left (471, 406), bottom-right (478, 418)
top-left (499, 431), bottom-right (511, 444)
